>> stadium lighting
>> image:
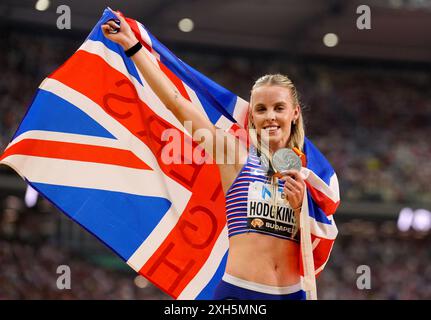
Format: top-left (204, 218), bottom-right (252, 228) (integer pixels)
top-left (397, 207), bottom-right (414, 231)
top-left (178, 18), bottom-right (194, 32)
top-left (323, 33), bottom-right (339, 47)
top-left (25, 185), bottom-right (38, 208)
top-left (411, 209), bottom-right (431, 232)
top-left (35, 0), bottom-right (50, 11)
top-left (397, 207), bottom-right (431, 232)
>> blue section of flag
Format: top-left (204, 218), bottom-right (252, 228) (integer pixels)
top-left (303, 137), bottom-right (336, 225)
top-left (307, 192), bottom-right (332, 225)
top-left (145, 28), bottom-right (238, 124)
top-left (86, 8), bottom-right (143, 86)
top-left (195, 250), bottom-right (228, 300)
top-left (13, 89), bottom-right (116, 140)
top-left (31, 182), bottom-right (171, 260)
top-left (304, 137), bottom-right (334, 185)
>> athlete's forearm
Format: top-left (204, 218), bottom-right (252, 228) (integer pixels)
top-left (126, 42), bottom-right (184, 112)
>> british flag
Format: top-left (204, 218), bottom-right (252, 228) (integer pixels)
top-left (0, 8), bottom-right (339, 299)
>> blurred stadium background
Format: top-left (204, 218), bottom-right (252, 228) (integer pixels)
top-left (1, 0), bottom-right (430, 299)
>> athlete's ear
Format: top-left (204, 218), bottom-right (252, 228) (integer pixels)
top-left (249, 113), bottom-right (255, 129)
top-left (293, 104), bottom-right (300, 121)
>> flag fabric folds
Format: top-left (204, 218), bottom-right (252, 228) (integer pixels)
top-left (0, 8), bottom-right (339, 299)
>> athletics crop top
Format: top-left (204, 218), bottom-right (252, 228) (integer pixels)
top-left (225, 147), bottom-right (300, 242)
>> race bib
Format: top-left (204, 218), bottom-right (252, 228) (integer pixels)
top-left (247, 181), bottom-right (299, 240)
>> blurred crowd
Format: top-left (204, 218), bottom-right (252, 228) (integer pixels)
top-left (0, 196), bottom-right (170, 300)
top-left (0, 240), bottom-right (171, 300)
top-left (1, 195), bottom-right (430, 300)
top-left (317, 219), bottom-right (431, 299)
top-left (0, 31), bottom-right (72, 150)
top-left (1, 29), bottom-right (431, 205)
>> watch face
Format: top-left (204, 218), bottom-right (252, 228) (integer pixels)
top-left (272, 148), bottom-right (302, 173)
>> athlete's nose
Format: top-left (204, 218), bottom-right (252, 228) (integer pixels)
top-left (266, 109), bottom-right (276, 121)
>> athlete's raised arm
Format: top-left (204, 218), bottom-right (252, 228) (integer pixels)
top-left (101, 11), bottom-right (246, 168)
top-left (101, 12), bottom-right (213, 132)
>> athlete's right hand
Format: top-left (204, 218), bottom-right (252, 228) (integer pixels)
top-left (101, 10), bottom-right (138, 51)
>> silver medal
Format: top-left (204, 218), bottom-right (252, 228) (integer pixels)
top-left (272, 148), bottom-right (302, 173)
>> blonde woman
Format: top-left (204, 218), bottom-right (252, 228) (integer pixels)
top-left (102, 13), bottom-right (308, 300)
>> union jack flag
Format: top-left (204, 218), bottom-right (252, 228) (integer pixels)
top-left (0, 8), bottom-right (339, 299)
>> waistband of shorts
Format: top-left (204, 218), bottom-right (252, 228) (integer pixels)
top-left (222, 273), bottom-right (302, 295)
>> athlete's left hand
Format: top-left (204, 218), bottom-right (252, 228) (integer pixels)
top-left (279, 170), bottom-right (306, 211)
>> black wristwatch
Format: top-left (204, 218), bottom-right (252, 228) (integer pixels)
top-left (125, 41), bottom-right (143, 57)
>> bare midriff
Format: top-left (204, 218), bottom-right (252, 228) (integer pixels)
top-left (225, 232), bottom-right (301, 286)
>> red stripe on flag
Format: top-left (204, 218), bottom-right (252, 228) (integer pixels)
top-left (1, 139), bottom-right (152, 170)
top-left (125, 17), bottom-right (152, 52)
top-left (125, 17), bottom-right (192, 103)
top-left (311, 235), bottom-right (335, 278)
top-left (305, 181), bottom-right (339, 216)
top-left (49, 50), bottom-right (226, 298)
top-left (126, 15), bottom-right (193, 102)
top-left (299, 235), bottom-right (335, 277)
top-left (228, 122), bottom-right (249, 147)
